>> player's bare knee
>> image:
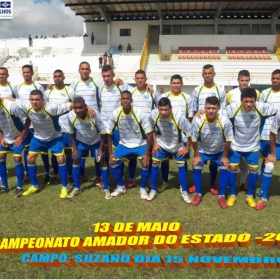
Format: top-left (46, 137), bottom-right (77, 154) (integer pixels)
top-left (27, 154), bottom-right (37, 163)
top-left (13, 156), bottom-right (22, 163)
top-left (56, 155), bottom-right (65, 164)
top-left (152, 161), bottom-right (160, 167)
top-left (249, 167), bottom-right (258, 173)
top-left (229, 165), bottom-right (238, 171)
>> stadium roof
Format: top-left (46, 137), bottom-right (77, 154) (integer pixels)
top-left (63, 1), bottom-right (280, 22)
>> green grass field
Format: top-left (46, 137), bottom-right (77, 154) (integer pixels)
top-left (1, 154), bottom-right (280, 279)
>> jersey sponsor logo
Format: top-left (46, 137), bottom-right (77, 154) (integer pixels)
top-left (143, 94), bottom-right (149, 100)
top-left (87, 84), bottom-right (93, 89)
top-left (60, 93), bottom-right (66, 97)
top-left (250, 115), bottom-right (257, 120)
top-left (40, 114), bottom-right (47, 119)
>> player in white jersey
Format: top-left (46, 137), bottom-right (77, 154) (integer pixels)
top-left (65, 96), bottom-right (110, 199)
top-left (13, 65), bottom-right (50, 185)
top-left (151, 97), bottom-right (192, 203)
top-left (257, 111), bottom-right (280, 209)
top-left (0, 67), bottom-right (16, 98)
top-left (190, 64), bottom-right (226, 195)
top-left (68, 61), bottom-right (103, 186)
top-left (226, 70), bottom-right (260, 194)
top-left (224, 88), bottom-right (278, 208)
top-left (158, 74), bottom-right (194, 191)
top-left (191, 96), bottom-right (234, 208)
top-left (258, 69), bottom-right (280, 197)
top-left (106, 91), bottom-right (153, 198)
top-left (125, 69), bottom-right (161, 189)
top-left (12, 90), bottom-right (76, 198)
top-left (47, 70), bottom-right (73, 184)
top-left (0, 99), bottom-right (30, 197)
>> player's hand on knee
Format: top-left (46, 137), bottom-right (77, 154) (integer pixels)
top-left (193, 156), bottom-right (203, 168)
top-left (177, 147), bottom-right (189, 157)
top-left (152, 143), bottom-right (161, 156)
top-left (265, 154), bottom-right (276, 164)
top-left (13, 136), bottom-right (24, 147)
top-left (1, 139), bottom-right (8, 148)
top-left (141, 154), bottom-right (150, 168)
top-left (220, 156), bottom-right (229, 169)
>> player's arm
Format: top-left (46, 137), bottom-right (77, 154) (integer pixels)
top-left (266, 132), bottom-right (276, 164)
top-left (142, 132), bottom-right (152, 167)
top-left (192, 141), bottom-right (203, 167)
top-left (0, 97), bottom-right (15, 101)
top-left (13, 117), bottom-right (31, 147)
top-left (177, 116), bottom-right (192, 157)
top-left (152, 132), bottom-right (161, 156)
top-left (177, 136), bottom-right (191, 157)
top-left (70, 133), bottom-right (78, 159)
top-left (220, 141), bottom-right (230, 169)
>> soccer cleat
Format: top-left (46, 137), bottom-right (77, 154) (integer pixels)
top-left (111, 186), bottom-right (126, 197)
top-left (188, 184), bottom-right (196, 194)
top-left (191, 194), bottom-right (202, 206)
top-left (140, 188), bottom-right (148, 200)
top-left (60, 188), bottom-right (68, 199)
top-left (14, 188), bottom-right (23, 198)
top-left (181, 192), bottom-right (191, 204)
top-left (239, 183), bottom-right (247, 194)
top-left (209, 185), bottom-right (218, 195)
top-left (246, 196), bottom-right (256, 208)
top-left (227, 195), bottom-right (237, 207)
top-left (43, 174), bottom-right (51, 185)
top-left (157, 182), bottom-right (169, 193)
top-left (104, 190), bottom-right (112, 200)
top-left (22, 186), bottom-right (39, 196)
top-left (218, 196), bottom-right (228, 209)
top-left (96, 176), bottom-right (104, 189)
top-left (125, 181), bottom-right (136, 189)
top-left (67, 188), bottom-right (80, 198)
top-left (23, 174), bottom-right (30, 184)
top-left (0, 186), bottom-right (8, 194)
top-left (147, 190), bottom-right (157, 201)
top-left (255, 199), bottom-right (267, 210)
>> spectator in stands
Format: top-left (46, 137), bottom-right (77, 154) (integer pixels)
top-left (35, 35), bottom-right (38, 39)
top-left (84, 33), bottom-right (88, 37)
top-left (44, 36), bottom-right (47, 39)
top-left (118, 44), bottom-right (123, 52)
top-left (159, 87), bottom-right (165, 94)
top-left (109, 56), bottom-right (114, 68)
top-left (28, 35), bottom-right (33, 47)
top-left (127, 43), bottom-right (132, 53)
top-left (91, 33), bottom-right (95, 45)
top-left (79, 34), bottom-right (81, 37)
top-left (29, 61), bottom-right (33, 67)
top-left (40, 35), bottom-right (43, 39)
top-left (103, 52), bottom-right (108, 65)
top-left (99, 55), bottom-right (103, 69)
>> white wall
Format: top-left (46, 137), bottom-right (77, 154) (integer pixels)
top-left (159, 35), bottom-right (276, 53)
top-left (83, 22), bottom-right (108, 45)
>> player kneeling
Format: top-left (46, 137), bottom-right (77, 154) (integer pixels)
top-left (151, 97), bottom-right (192, 203)
top-left (191, 97), bottom-right (233, 208)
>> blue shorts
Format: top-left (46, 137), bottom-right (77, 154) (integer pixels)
top-left (114, 144), bottom-right (146, 161)
top-left (260, 140), bottom-right (270, 158)
top-left (25, 129), bottom-right (34, 148)
top-left (152, 147), bottom-right (188, 164)
top-left (112, 129), bottom-right (120, 148)
top-left (62, 133), bottom-right (72, 149)
top-left (76, 140), bottom-right (100, 159)
top-left (196, 151), bottom-right (224, 167)
top-left (229, 150), bottom-right (259, 168)
top-left (0, 140), bottom-right (26, 156)
top-left (29, 137), bottom-right (65, 156)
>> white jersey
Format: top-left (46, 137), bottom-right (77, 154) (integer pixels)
top-left (192, 84), bottom-right (226, 112)
top-left (259, 87), bottom-right (280, 140)
top-left (98, 80), bottom-right (130, 123)
top-left (151, 109), bottom-right (192, 153)
top-left (226, 87), bottom-right (260, 105)
top-left (47, 86), bottom-right (71, 133)
top-left (223, 101), bottom-right (278, 152)
top-left (161, 91), bottom-right (194, 118)
top-left (66, 110), bottom-right (105, 146)
top-left (107, 106), bottom-right (153, 148)
top-left (0, 82), bottom-right (16, 98)
top-left (0, 100), bottom-right (26, 144)
top-left (14, 82), bottom-right (46, 101)
top-left (192, 113), bottom-right (234, 154)
top-left (68, 78), bottom-right (100, 112)
top-left (131, 87), bottom-right (161, 115)
top-left (16, 100), bottom-right (71, 141)
top-left (270, 111), bottom-right (280, 144)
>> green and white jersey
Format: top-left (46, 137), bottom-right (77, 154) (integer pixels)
top-left (0, 82), bottom-right (16, 98)
top-left (14, 82), bottom-right (46, 101)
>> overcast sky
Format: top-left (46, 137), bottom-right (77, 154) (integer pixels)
top-left (0, 0), bottom-right (84, 39)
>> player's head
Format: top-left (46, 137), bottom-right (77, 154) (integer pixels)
top-left (271, 69), bottom-right (280, 90)
top-left (73, 96), bottom-right (87, 119)
top-left (0, 67), bottom-right (9, 84)
top-left (204, 96), bottom-right (220, 121)
top-left (29, 90), bottom-right (44, 111)
top-left (22, 64), bottom-right (34, 83)
top-left (170, 74), bottom-right (183, 94)
top-left (158, 97), bottom-right (172, 118)
top-left (121, 90), bottom-right (132, 110)
top-left (202, 64), bottom-right (215, 86)
top-left (241, 87), bottom-right (257, 112)
top-left (53, 69), bottom-right (65, 87)
top-left (102, 65), bottom-right (115, 86)
top-left (78, 61), bottom-right (91, 81)
top-left (237, 70), bottom-right (250, 90)
top-left (135, 69), bottom-right (147, 90)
